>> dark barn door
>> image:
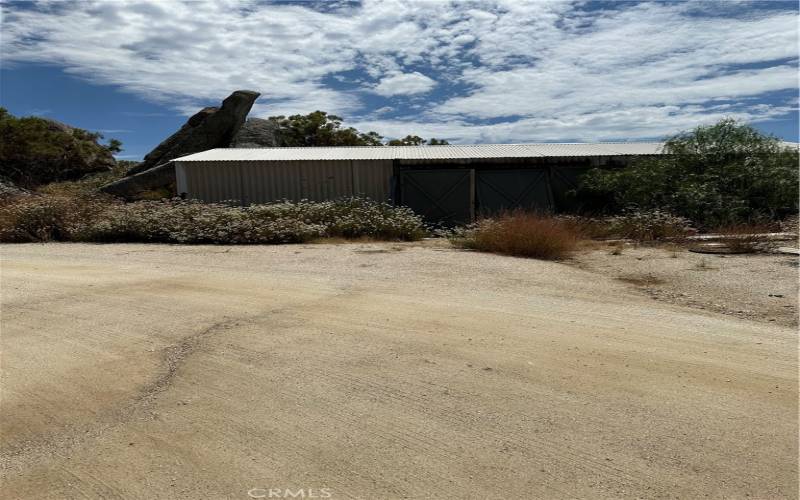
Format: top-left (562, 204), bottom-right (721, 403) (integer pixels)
top-left (549, 166), bottom-right (590, 212)
top-left (475, 168), bottom-right (553, 216)
top-left (400, 169), bottom-right (472, 225)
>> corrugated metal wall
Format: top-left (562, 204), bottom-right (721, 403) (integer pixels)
top-left (176, 160), bottom-right (394, 204)
top-left (352, 160), bottom-right (393, 200)
top-left (175, 156), bottom-right (629, 216)
top-left (181, 161), bottom-right (243, 203)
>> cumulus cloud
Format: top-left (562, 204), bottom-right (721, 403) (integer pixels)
top-left (1, 0), bottom-right (797, 142)
top-left (372, 72), bottom-right (437, 96)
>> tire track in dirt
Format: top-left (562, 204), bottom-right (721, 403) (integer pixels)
top-left (1, 243), bottom-right (796, 499)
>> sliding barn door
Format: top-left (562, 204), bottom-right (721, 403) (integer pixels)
top-left (400, 169), bottom-right (472, 225)
top-left (475, 168), bottom-right (553, 216)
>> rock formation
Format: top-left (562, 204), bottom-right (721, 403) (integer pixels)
top-left (102, 90), bottom-right (259, 199)
top-left (230, 117), bottom-right (280, 148)
top-left (127, 90), bottom-right (259, 175)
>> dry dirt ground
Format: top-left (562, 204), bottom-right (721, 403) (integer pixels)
top-left (574, 243), bottom-right (799, 328)
top-left (1, 242), bottom-right (797, 499)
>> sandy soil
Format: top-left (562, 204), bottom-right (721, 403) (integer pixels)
top-left (1, 242), bottom-right (797, 499)
top-left (574, 243), bottom-right (799, 328)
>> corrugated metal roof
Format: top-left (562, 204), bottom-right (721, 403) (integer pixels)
top-left (174, 142), bottom-right (665, 162)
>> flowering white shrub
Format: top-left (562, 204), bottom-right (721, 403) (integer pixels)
top-left (0, 196), bottom-right (425, 244)
top-left (269, 198), bottom-right (425, 240)
top-left (547, 211), bottom-right (693, 241)
top-left (0, 194), bottom-right (106, 242)
top-left (604, 209), bottom-right (694, 241)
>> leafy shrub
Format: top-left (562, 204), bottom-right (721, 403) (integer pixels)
top-left (0, 108), bottom-right (120, 188)
top-left (451, 211), bottom-right (582, 260)
top-left (0, 196), bottom-right (425, 244)
top-left (581, 118), bottom-right (799, 227)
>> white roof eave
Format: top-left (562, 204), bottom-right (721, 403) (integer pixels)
top-left (174, 142), bottom-right (666, 162)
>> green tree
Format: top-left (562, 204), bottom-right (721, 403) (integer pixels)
top-left (387, 136), bottom-right (450, 146)
top-left (387, 135), bottom-right (425, 146)
top-left (268, 111), bottom-right (383, 146)
top-left (106, 138), bottom-right (123, 154)
top-left (580, 118), bottom-right (799, 227)
top-left (267, 111), bottom-right (449, 148)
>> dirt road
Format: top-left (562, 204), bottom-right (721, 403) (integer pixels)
top-left (1, 242), bottom-right (797, 499)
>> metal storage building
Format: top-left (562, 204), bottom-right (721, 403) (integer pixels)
top-left (174, 143), bottom-right (663, 224)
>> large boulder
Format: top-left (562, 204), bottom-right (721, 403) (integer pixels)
top-left (0, 177), bottom-right (30, 200)
top-left (103, 90), bottom-right (259, 199)
top-left (126, 90), bottom-right (260, 176)
top-left (231, 117), bottom-right (280, 148)
top-left (98, 163), bottom-right (176, 200)
top-left (0, 109), bottom-right (115, 188)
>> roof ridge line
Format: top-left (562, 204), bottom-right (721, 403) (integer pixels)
top-left (207, 141), bottom-right (663, 151)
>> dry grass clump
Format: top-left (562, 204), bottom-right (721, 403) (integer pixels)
top-left (778, 215), bottom-right (798, 234)
top-left (36, 162), bottom-right (131, 197)
top-left (453, 211), bottom-right (582, 260)
top-left (693, 258), bottom-right (716, 270)
top-left (608, 242), bottom-right (625, 255)
top-left (663, 243), bottom-right (683, 258)
top-left (708, 223), bottom-right (781, 254)
top-left (721, 235), bottom-right (774, 254)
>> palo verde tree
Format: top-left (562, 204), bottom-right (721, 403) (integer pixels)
top-left (580, 118), bottom-right (799, 227)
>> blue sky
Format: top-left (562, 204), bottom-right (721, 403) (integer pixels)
top-left (1, 0), bottom-right (797, 160)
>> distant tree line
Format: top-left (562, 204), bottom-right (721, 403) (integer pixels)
top-left (267, 111), bottom-right (449, 147)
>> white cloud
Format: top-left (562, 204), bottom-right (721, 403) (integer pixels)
top-left (372, 72), bottom-right (437, 96)
top-left (353, 101), bottom-right (795, 143)
top-left (1, 0), bottom-right (797, 142)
